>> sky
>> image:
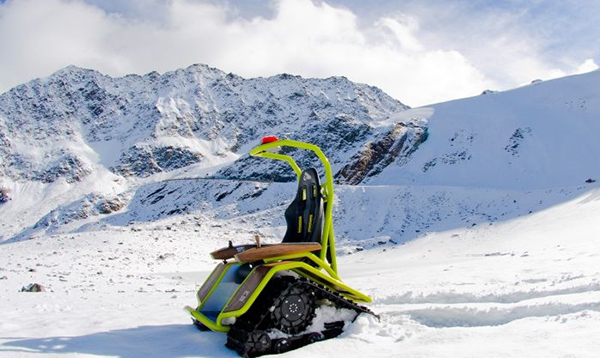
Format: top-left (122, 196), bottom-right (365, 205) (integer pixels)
top-left (0, 0), bottom-right (598, 106)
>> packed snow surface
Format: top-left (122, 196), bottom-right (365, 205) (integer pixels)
top-left (2, 68), bottom-right (600, 357)
top-left (1, 186), bottom-right (600, 357)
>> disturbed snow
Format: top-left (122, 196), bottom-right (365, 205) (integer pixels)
top-left (1, 185), bottom-right (600, 357)
top-left (2, 70), bottom-right (600, 357)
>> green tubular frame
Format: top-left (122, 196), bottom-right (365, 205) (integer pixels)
top-left (186, 138), bottom-right (372, 333)
top-left (185, 257), bottom-right (372, 332)
top-left (249, 139), bottom-right (338, 274)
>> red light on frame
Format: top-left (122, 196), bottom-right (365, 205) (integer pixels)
top-left (261, 136), bottom-right (279, 144)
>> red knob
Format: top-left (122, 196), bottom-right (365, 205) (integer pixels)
top-left (261, 136), bottom-right (279, 144)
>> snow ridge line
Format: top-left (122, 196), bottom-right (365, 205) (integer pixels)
top-left (375, 281), bottom-right (600, 305)
top-left (393, 297), bottom-right (600, 328)
top-left (373, 286), bottom-right (600, 329)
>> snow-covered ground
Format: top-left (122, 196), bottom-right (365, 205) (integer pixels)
top-left (1, 183), bottom-right (600, 357)
top-left (2, 68), bottom-right (600, 357)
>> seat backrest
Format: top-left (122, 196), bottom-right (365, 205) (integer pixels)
top-left (282, 168), bottom-right (324, 244)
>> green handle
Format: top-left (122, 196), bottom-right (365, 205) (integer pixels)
top-left (249, 139), bottom-right (337, 274)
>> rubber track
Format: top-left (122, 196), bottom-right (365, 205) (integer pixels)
top-left (225, 276), bottom-right (376, 357)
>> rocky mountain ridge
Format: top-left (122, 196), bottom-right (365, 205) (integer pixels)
top-left (0, 64), bottom-right (426, 241)
top-left (0, 64), bottom-right (419, 185)
top-left (4, 64), bottom-right (598, 243)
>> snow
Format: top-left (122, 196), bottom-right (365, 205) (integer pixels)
top-left (2, 68), bottom-right (600, 357)
top-left (2, 183), bottom-right (600, 357)
top-left (372, 70), bottom-right (600, 189)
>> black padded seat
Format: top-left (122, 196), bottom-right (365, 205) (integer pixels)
top-left (282, 168), bottom-right (324, 244)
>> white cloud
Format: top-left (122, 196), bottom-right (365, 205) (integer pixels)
top-left (574, 59), bottom-right (599, 74)
top-left (0, 0), bottom-right (597, 106)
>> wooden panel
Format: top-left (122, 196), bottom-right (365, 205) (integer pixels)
top-left (198, 262), bottom-right (227, 302)
top-left (210, 244), bottom-right (272, 260)
top-left (223, 265), bottom-right (272, 312)
top-left (234, 243), bottom-right (322, 262)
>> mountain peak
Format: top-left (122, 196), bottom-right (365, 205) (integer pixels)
top-left (0, 63), bottom-right (411, 184)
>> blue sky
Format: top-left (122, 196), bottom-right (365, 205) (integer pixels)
top-left (0, 0), bottom-right (598, 106)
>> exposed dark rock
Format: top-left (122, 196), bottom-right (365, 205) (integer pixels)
top-left (33, 193), bottom-right (130, 232)
top-left (481, 89), bottom-right (498, 95)
top-left (423, 150), bottom-right (471, 172)
top-left (0, 187), bottom-right (10, 204)
top-left (0, 130), bottom-right (10, 147)
top-left (1, 151), bottom-right (91, 183)
top-left (96, 196), bottom-right (127, 214)
top-left (505, 127), bottom-right (532, 156)
top-left (34, 154), bottom-right (91, 183)
top-left (21, 283), bottom-right (45, 292)
top-left (215, 153), bottom-right (297, 183)
top-left (112, 145), bottom-right (204, 177)
top-left (335, 123), bottom-right (428, 184)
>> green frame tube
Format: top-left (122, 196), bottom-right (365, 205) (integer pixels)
top-left (249, 139), bottom-right (338, 274)
top-left (185, 138), bottom-right (374, 333)
top-left (185, 258), bottom-right (371, 332)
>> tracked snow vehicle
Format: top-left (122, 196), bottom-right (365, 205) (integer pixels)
top-left (185, 137), bottom-right (374, 356)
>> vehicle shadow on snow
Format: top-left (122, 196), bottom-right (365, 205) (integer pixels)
top-left (0, 324), bottom-right (238, 358)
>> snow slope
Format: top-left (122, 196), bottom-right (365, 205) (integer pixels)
top-left (1, 186), bottom-right (599, 357)
top-left (372, 71), bottom-right (600, 189)
top-left (2, 68), bottom-right (600, 357)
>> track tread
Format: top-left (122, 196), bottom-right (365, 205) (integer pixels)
top-left (225, 276), bottom-right (376, 357)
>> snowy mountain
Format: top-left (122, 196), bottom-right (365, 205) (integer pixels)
top-left (3, 66), bottom-right (599, 243)
top-left (0, 64), bottom-right (411, 183)
top-left (370, 72), bottom-right (600, 189)
top-left (1, 66), bottom-right (600, 357)
top-left (0, 64), bottom-right (420, 241)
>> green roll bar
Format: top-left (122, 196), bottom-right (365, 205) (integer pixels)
top-left (249, 139), bottom-right (338, 274)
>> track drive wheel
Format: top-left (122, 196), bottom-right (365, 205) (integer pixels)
top-left (271, 280), bottom-right (316, 334)
top-left (245, 330), bottom-right (271, 356)
top-left (273, 338), bottom-right (291, 353)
